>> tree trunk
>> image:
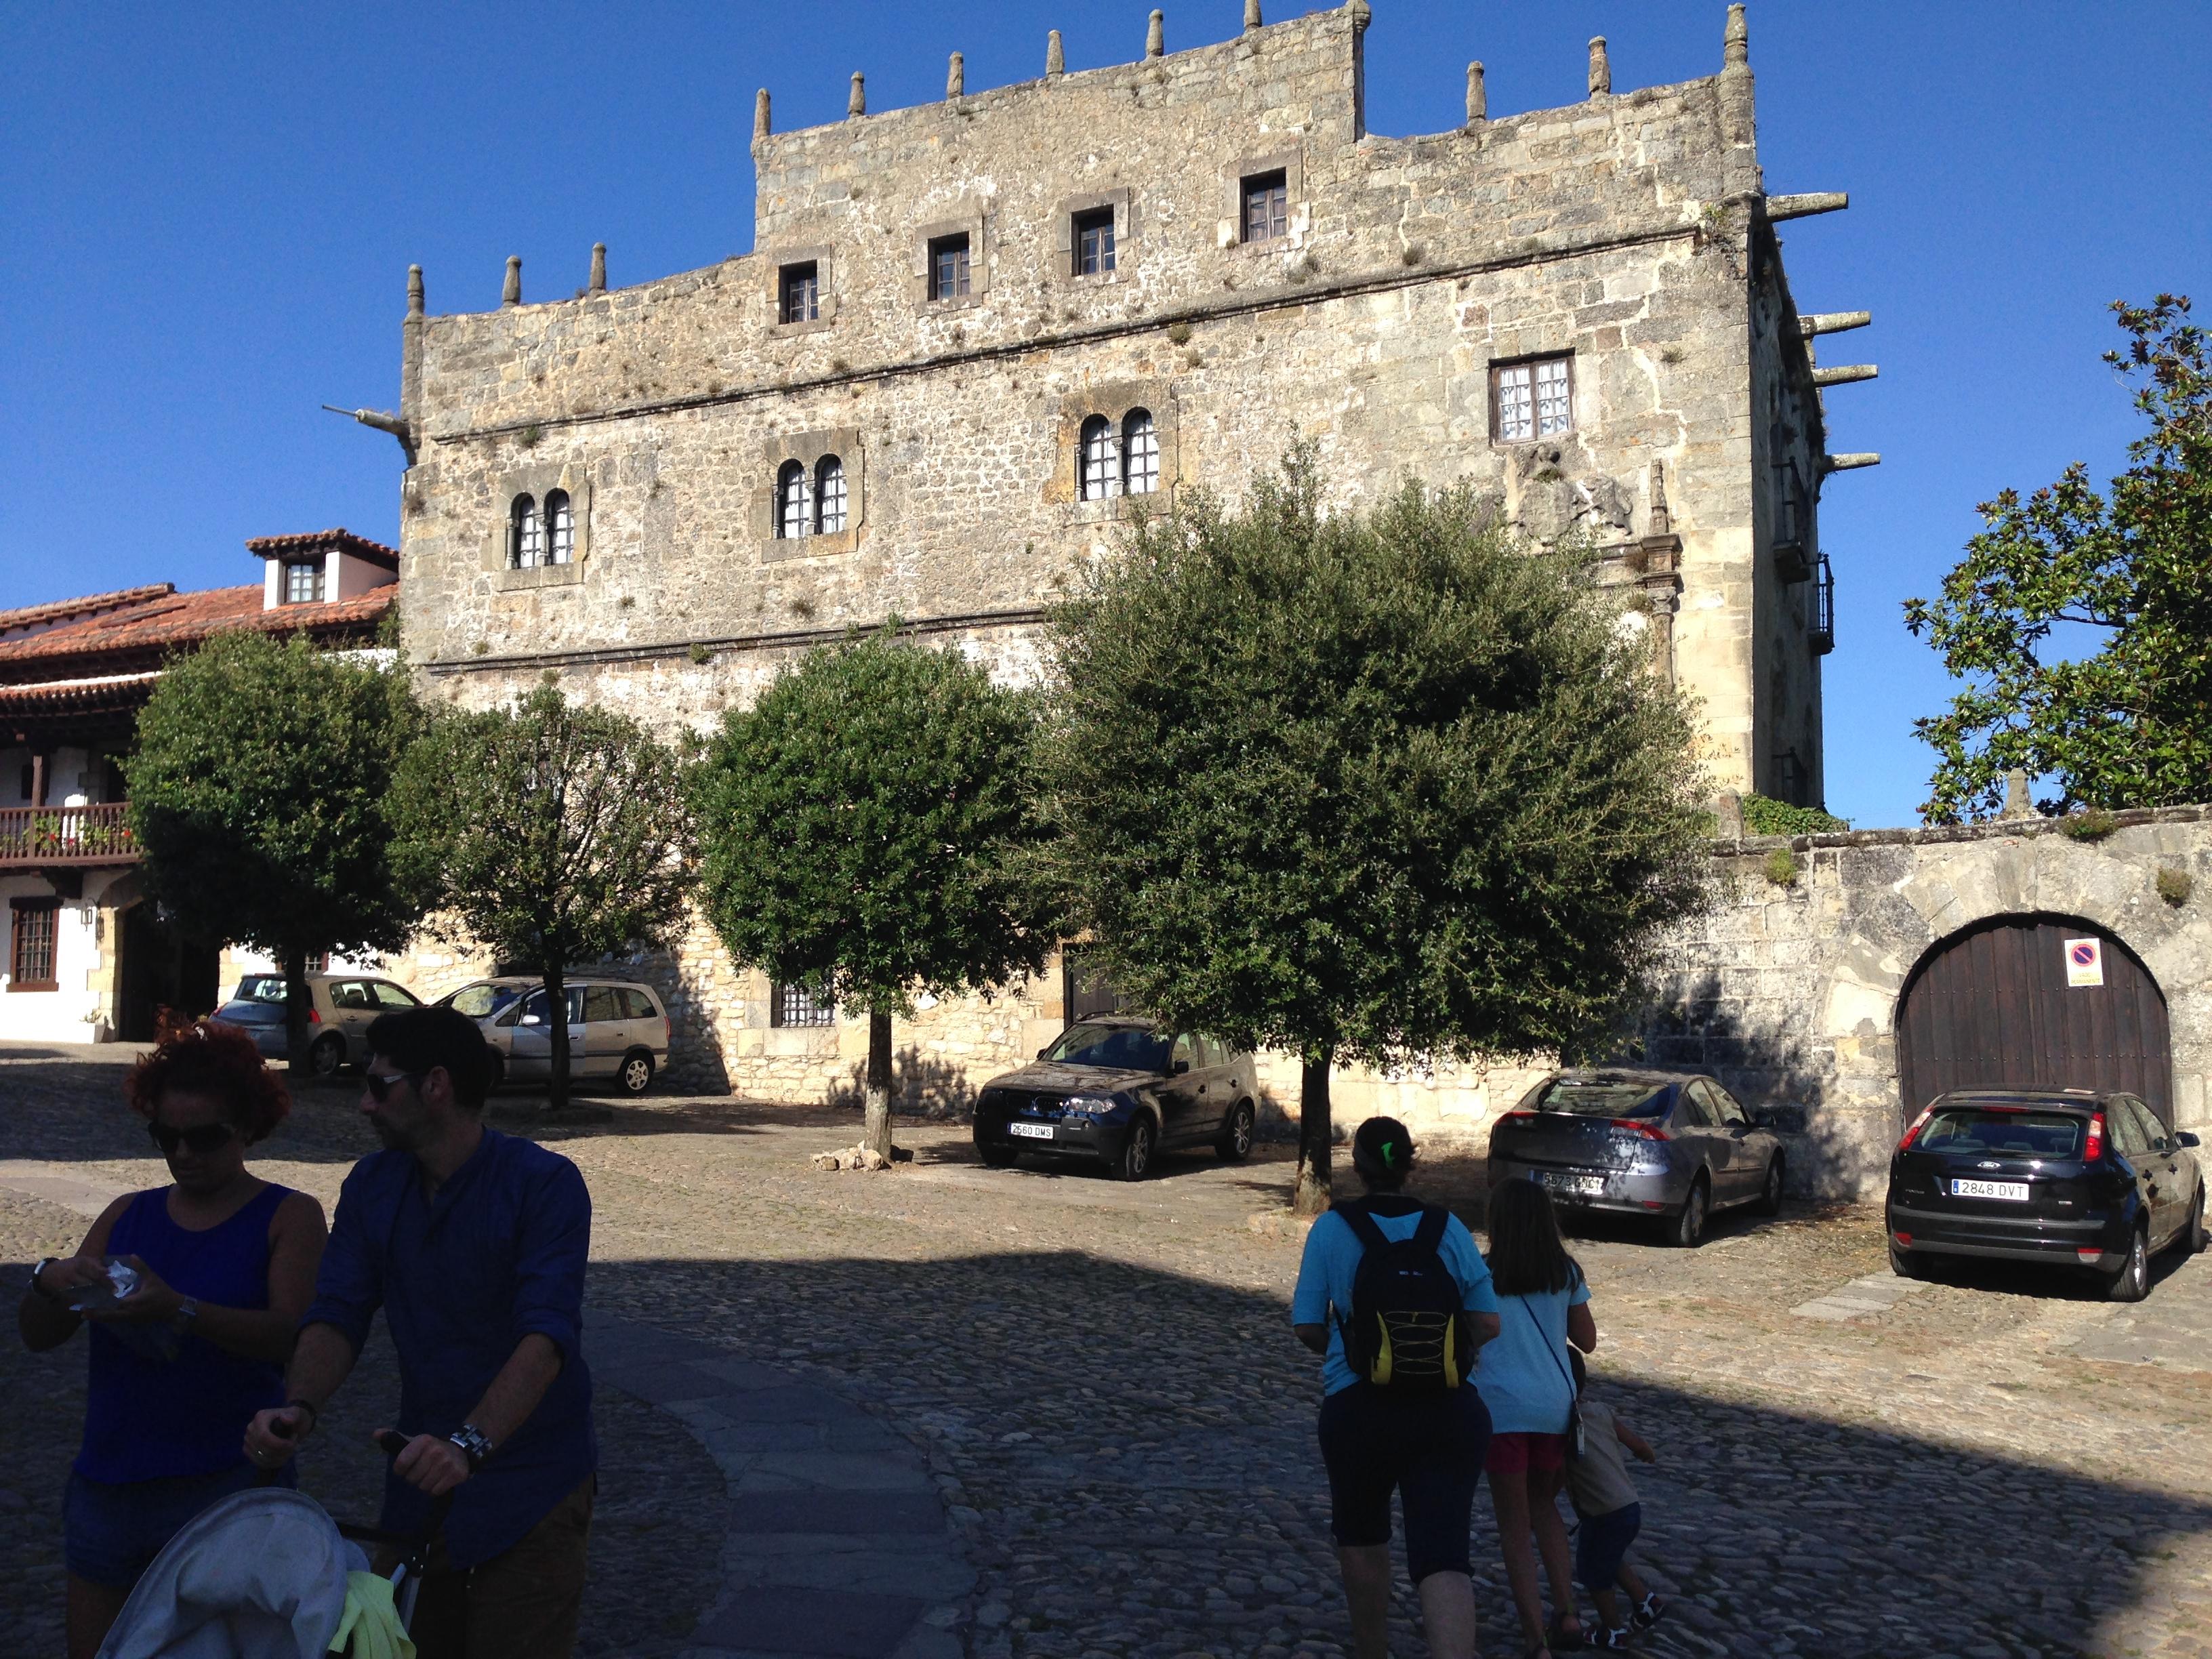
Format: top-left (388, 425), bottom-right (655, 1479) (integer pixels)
top-left (1293, 1049), bottom-right (1334, 1216)
top-left (546, 960), bottom-right (571, 1115)
top-left (283, 945), bottom-right (312, 1077)
top-left (863, 1005), bottom-right (895, 1160)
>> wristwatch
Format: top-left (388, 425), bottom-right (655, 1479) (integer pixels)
top-left (447, 1423), bottom-right (494, 1470)
top-left (30, 1258), bottom-right (66, 1304)
top-left (172, 1297), bottom-right (200, 1336)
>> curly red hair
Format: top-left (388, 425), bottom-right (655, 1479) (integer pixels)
top-left (125, 1020), bottom-right (291, 1144)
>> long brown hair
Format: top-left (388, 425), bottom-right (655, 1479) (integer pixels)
top-left (1485, 1176), bottom-right (1581, 1297)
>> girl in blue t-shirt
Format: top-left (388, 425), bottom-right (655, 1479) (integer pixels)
top-left (1475, 1177), bottom-right (1598, 1658)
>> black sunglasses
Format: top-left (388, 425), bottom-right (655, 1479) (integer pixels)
top-left (148, 1120), bottom-right (238, 1158)
top-left (363, 1070), bottom-right (426, 1103)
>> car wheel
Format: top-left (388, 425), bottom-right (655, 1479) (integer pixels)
top-left (1666, 1175), bottom-right (1710, 1248)
top-left (308, 1034), bottom-right (346, 1080)
top-left (2105, 1226), bottom-right (2150, 1303)
top-left (976, 1141), bottom-right (1021, 1169)
top-left (1888, 1242), bottom-right (1924, 1280)
top-left (1216, 1100), bottom-right (1257, 1163)
top-left (1112, 1118), bottom-right (1156, 1181)
top-left (1753, 1154), bottom-right (1785, 1217)
top-left (617, 1050), bottom-right (655, 1097)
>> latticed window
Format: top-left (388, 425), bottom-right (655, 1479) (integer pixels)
top-left (775, 460), bottom-right (812, 539)
top-left (1073, 207), bottom-right (1115, 276)
top-left (546, 490), bottom-right (574, 565)
top-left (1242, 170), bottom-right (1288, 243)
top-left (773, 983), bottom-right (835, 1028)
top-left (283, 558), bottom-right (323, 604)
top-left (1492, 356), bottom-right (1574, 443)
top-left (9, 900), bottom-right (58, 990)
top-left (780, 261), bottom-right (819, 323)
top-left (1122, 409), bottom-right (1159, 495)
top-left (510, 495), bottom-right (544, 568)
top-left (929, 234), bottom-right (971, 301)
top-left (815, 455), bottom-right (847, 534)
top-left (1079, 415), bottom-right (1120, 501)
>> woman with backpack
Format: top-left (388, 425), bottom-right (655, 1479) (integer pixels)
top-left (1292, 1118), bottom-right (1502, 1659)
top-left (1477, 1176), bottom-right (1599, 1658)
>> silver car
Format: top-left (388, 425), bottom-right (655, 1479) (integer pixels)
top-left (214, 972), bottom-right (424, 1078)
top-left (1486, 1069), bottom-right (1787, 1248)
top-left (440, 976), bottom-right (671, 1097)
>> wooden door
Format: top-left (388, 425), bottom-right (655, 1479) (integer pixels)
top-left (1894, 916), bottom-right (2174, 1125)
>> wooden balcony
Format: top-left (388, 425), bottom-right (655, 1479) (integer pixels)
top-left (0, 802), bottom-right (139, 869)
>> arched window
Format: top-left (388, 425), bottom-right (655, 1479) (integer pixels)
top-left (510, 495), bottom-right (543, 568)
top-left (815, 455), bottom-right (847, 535)
top-left (775, 459), bottom-right (812, 539)
top-left (545, 490), bottom-right (574, 565)
top-left (1079, 415), bottom-right (1120, 501)
top-left (1122, 409), bottom-right (1159, 495)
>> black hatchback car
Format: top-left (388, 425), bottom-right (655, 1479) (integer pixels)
top-left (972, 1017), bottom-right (1259, 1180)
top-left (1886, 1089), bottom-right (2206, 1300)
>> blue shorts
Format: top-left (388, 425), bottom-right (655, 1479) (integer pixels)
top-left (64, 1462), bottom-right (290, 1589)
top-left (1574, 1500), bottom-right (1641, 1591)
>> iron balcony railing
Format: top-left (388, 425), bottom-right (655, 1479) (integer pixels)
top-left (0, 802), bottom-right (140, 869)
top-left (1811, 554), bottom-right (1836, 655)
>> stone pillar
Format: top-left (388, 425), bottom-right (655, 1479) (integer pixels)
top-left (1146, 9), bottom-right (1164, 58)
top-left (754, 87), bottom-right (771, 143)
top-left (588, 243), bottom-right (606, 295)
top-left (1712, 790), bottom-right (1745, 841)
top-left (1244, 0), bottom-right (1262, 30)
top-left (407, 264), bottom-right (424, 317)
top-left (947, 52), bottom-right (963, 99)
top-left (1719, 3), bottom-right (1756, 171)
top-left (1046, 29), bottom-right (1064, 77)
top-left (1466, 62), bottom-right (1486, 125)
top-left (848, 73), bottom-right (865, 117)
top-left (501, 256), bottom-right (520, 308)
top-left (2001, 769), bottom-right (2037, 820)
top-left (1588, 36), bottom-right (1610, 97)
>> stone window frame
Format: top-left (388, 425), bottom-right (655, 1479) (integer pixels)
top-left (1221, 149), bottom-right (1305, 254)
top-left (1050, 382), bottom-right (1176, 523)
top-left (483, 464), bottom-right (592, 590)
top-left (1488, 352), bottom-right (1578, 447)
top-left (768, 245), bottom-right (838, 337)
top-left (757, 428), bottom-right (865, 560)
top-left (1052, 188), bottom-right (1136, 287)
top-left (912, 211), bottom-right (990, 310)
top-left (771, 981), bottom-right (836, 1028)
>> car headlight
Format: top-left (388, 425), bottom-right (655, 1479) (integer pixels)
top-left (1062, 1096), bottom-right (1118, 1120)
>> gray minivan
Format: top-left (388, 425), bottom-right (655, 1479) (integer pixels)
top-left (439, 976), bottom-right (671, 1096)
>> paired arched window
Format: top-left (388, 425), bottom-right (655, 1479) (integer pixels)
top-left (546, 490), bottom-right (574, 563)
top-left (1080, 409), bottom-right (1160, 501)
top-left (776, 455), bottom-right (848, 538)
top-left (510, 494), bottom-right (545, 568)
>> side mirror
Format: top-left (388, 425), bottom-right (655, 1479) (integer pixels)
top-left (1750, 1109), bottom-right (1775, 1129)
top-left (2177, 1130), bottom-right (2202, 1149)
top-left (1038, 1048), bottom-right (1051, 1061)
top-left (1171, 1059), bottom-right (1191, 1076)
top-left (520, 1014), bottom-right (543, 1027)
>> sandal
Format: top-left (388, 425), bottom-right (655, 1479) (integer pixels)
top-left (1589, 1629), bottom-right (1632, 1652)
top-left (1631, 1593), bottom-right (1666, 1631)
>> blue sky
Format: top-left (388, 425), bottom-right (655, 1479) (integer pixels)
top-left (3, 3), bottom-right (2207, 828)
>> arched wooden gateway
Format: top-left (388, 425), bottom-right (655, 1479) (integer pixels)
top-left (1894, 914), bottom-right (2175, 1125)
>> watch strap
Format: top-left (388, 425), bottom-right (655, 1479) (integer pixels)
top-left (447, 1423), bottom-right (493, 1469)
top-left (30, 1258), bottom-right (66, 1304)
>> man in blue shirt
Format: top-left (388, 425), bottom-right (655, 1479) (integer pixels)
top-left (245, 1006), bottom-right (596, 1659)
top-left (1293, 1118), bottom-right (1500, 1659)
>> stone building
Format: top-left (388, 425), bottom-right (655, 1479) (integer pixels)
top-left (380, 4), bottom-right (1879, 1121)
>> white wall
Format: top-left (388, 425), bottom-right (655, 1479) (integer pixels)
top-left (331, 552), bottom-right (397, 602)
top-left (0, 876), bottom-right (104, 1041)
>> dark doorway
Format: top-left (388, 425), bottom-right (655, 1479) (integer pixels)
top-left (116, 903), bottom-right (220, 1042)
top-left (1894, 914), bottom-right (2174, 1126)
top-left (1062, 950), bottom-right (1122, 1025)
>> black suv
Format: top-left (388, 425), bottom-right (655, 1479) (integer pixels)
top-left (1886, 1088), bottom-right (2206, 1300)
top-left (972, 1017), bottom-right (1259, 1180)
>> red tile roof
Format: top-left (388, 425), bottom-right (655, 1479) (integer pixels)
top-left (0, 583), bottom-right (178, 639)
top-left (0, 672), bottom-right (161, 717)
top-left (245, 528), bottom-right (401, 570)
top-left (0, 583), bottom-right (394, 683)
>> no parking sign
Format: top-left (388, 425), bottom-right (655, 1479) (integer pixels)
top-left (2065, 937), bottom-right (2104, 987)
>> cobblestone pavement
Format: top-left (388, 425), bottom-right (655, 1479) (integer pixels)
top-left (6, 1043), bottom-right (2212, 1659)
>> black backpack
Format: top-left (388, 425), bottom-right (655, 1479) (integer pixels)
top-left (1332, 1198), bottom-right (1473, 1391)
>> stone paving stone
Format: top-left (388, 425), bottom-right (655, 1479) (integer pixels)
top-left (693, 1588), bottom-right (932, 1656)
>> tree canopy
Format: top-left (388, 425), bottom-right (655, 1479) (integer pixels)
top-left (127, 630), bottom-right (422, 1069)
top-left (1038, 451), bottom-right (1711, 1211)
top-left (693, 631), bottom-right (1055, 1158)
top-left (1906, 295), bottom-right (2210, 821)
top-left (389, 681), bottom-right (695, 1111)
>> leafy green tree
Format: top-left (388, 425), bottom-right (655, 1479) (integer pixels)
top-left (1906, 295), bottom-right (2209, 820)
top-left (1039, 451), bottom-right (1711, 1213)
top-left (693, 633), bottom-right (1055, 1161)
top-left (127, 632), bottom-right (422, 1071)
top-left (389, 682), bottom-right (695, 1112)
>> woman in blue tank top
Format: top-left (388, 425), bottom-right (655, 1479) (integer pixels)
top-left (18, 1021), bottom-right (328, 1659)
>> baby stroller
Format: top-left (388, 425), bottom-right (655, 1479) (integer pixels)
top-left (97, 1433), bottom-right (451, 1659)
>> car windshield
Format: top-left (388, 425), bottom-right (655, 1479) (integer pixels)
top-left (449, 983), bottom-right (525, 1019)
top-left (1044, 1023), bottom-right (1172, 1071)
top-left (1921, 1107), bottom-right (2085, 1159)
top-left (231, 975), bottom-right (288, 1004)
top-left (1532, 1080), bottom-right (1672, 1118)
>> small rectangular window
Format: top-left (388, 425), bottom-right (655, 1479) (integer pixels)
top-left (773, 983), bottom-right (836, 1028)
top-left (928, 234), bottom-right (972, 302)
top-left (284, 559), bottom-right (323, 605)
top-left (9, 900), bottom-right (58, 991)
top-left (1241, 170), bottom-right (1288, 243)
top-left (1072, 207), bottom-right (1116, 276)
top-left (1492, 356), bottom-right (1574, 443)
top-left (779, 261), bottom-right (819, 324)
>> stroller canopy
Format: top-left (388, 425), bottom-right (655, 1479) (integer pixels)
top-left (98, 1488), bottom-right (361, 1659)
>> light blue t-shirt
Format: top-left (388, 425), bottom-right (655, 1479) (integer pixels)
top-left (1292, 1200), bottom-right (1500, 1395)
top-left (1473, 1272), bottom-right (1591, 1435)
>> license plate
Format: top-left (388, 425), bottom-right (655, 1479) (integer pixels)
top-left (1538, 1172), bottom-right (1604, 1197)
top-left (1951, 1178), bottom-right (2028, 1201)
top-left (1008, 1122), bottom-right (1054, 1140)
